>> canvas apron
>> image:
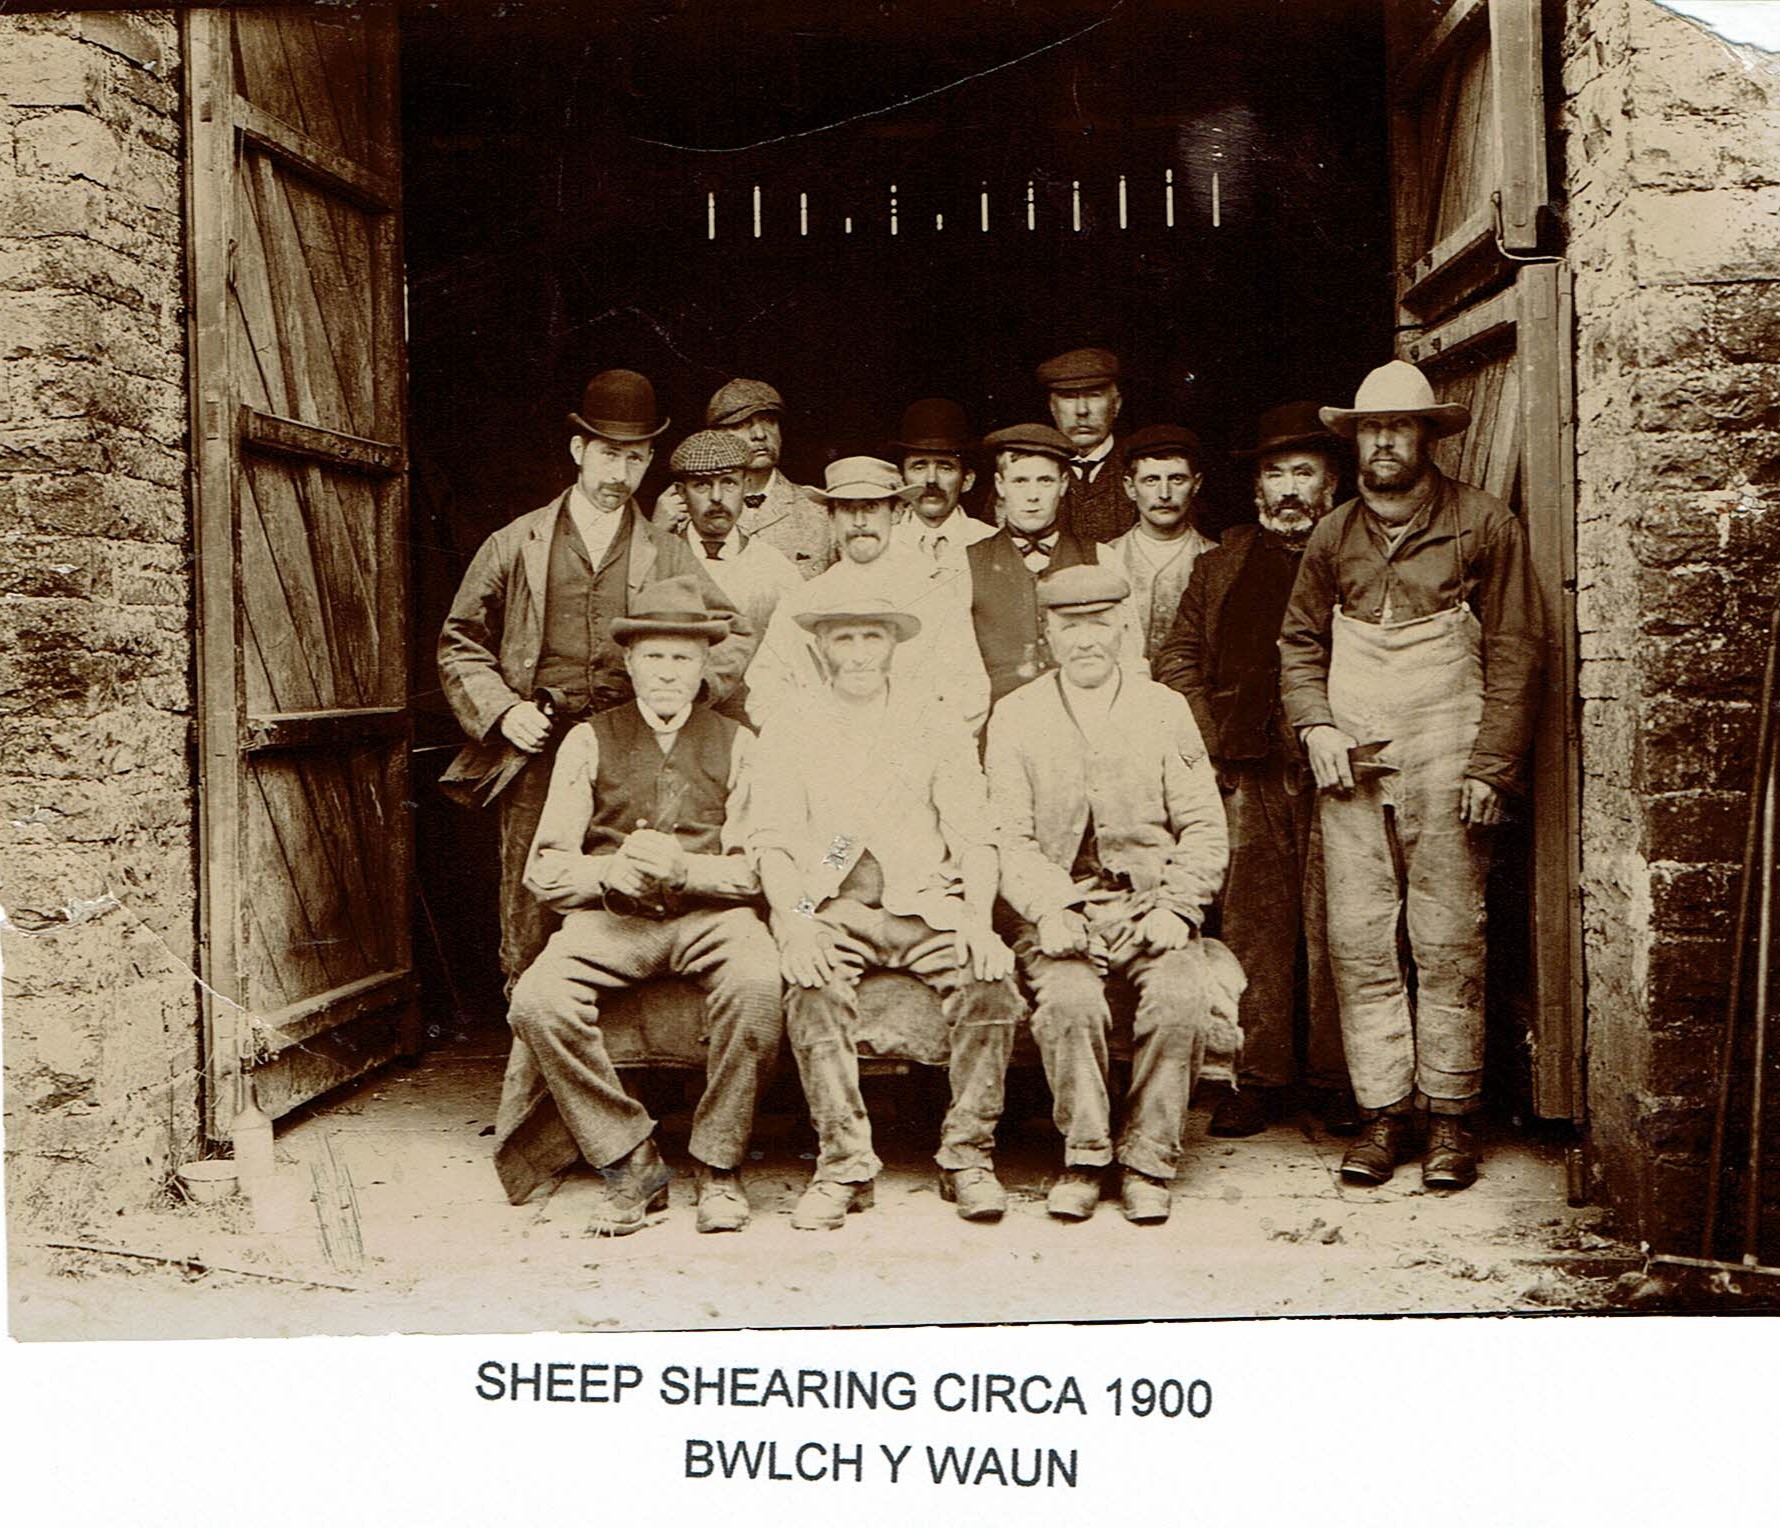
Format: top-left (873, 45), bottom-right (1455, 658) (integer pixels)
top-left (1320, 592), bottom-right (1490, 1110)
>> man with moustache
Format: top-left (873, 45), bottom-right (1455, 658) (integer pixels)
top-left (1279, 362), bottom-right (1543, 1190)
top-left (1038, 347), bottom-right (1133, 545)
top-left (1155, 402), bottom-right (1353, 1138)
top-left (892, 397), bottom-right (998, 573)
top-left (670, 429), bottom-right (803, 641)
top-left (499, 577), bottom-right (782, 1235)
top-left (746, 457), bottom-right (990, 736)
top-left (986, 564), bottom-right (1228, 1224)
top-left (748, 589), bottom-right (1022, 1228)
top-left (439, 369), bottom-right (753, 989)
top-left (1096, 424), bottom-right (1219, 666)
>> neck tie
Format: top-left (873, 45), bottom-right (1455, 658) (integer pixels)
top-left (924, 532), bottom-right (948, 559)
top-left (1070, 457), bottom-right (1098, 482)
top-left (699, 537), bottom-right (726, 560)
top-left (743, 492), bottom-right (766, 509)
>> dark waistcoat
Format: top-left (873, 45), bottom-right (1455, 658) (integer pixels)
top-left (536, 507), bottom-right (633, 708)
top-left (967, 528), bottom-right (1092, 704)
top-left (583, 703), bottom-right (736, 858)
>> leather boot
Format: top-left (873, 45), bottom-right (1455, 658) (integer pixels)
top-left (1119, 1168), bottom-right (1172, 1224)
top-left (694, 1164), bottom-right (752, 1233)
top-left (585, 1137), bottom-right (672, 1236)
top-left (1339, 1112), bottom-right (1409, 1186)
top-left (790, 1178), bottom-right (874, 1231)
top-left (1046, 1167), bottom-right (1102, 1221)
top-left (1209, 1084), bottom-right (1273, 1138)
top-left (940, 1165), bottom-right (1008, 1221)
top-left (1422, 1115), bottom-right (1479, 1190)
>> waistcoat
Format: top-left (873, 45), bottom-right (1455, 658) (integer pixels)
top-left (536, 508), bottom-right (633, 705)
top-left (583, 703), bottom-right (736, 857)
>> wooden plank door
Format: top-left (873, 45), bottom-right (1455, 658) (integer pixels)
top-left (1387, 1), bottom-right (1583, 1120)
top-left (184, 4), bottom-right (415, 1134)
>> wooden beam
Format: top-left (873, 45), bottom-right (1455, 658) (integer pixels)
top-left (234, 96), bottom-right (399, 212)
top-left (1489, 0), bottom-right (1552, 251)
top-left (1391, 0), bottom-right (1488, 103)
top-left (255, 968), bottom-right (420, 1052)
top-left (1398, 208), bottom-right (1498, 316)
top-left (240, 407), bottom-right (405, 475)
top-left (241, 708), bottom-right (407, 753)
top-left (1402, 284), bottom-right (1519, 369)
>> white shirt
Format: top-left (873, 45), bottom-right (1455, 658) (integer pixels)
top-left (904, 508), bottom-right (996, 569)
top-left (637, 699), bottom-right (694, 754)
top-left (567, 484), bottom-right (625, 568)
top-left (1059, 669), bottom-right (1121, 735)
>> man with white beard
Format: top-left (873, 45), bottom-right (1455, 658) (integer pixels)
top-left (1155, 402), bottom-right (1353, 1138)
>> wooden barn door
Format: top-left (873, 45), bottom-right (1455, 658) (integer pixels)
top-left (1386, 0), bottom-right (1582, 1121)
top-left (184, 5), bottom-right (415, 1134)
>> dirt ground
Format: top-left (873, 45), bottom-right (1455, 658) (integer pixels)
top-left (8, 1038), bottom-right (1639, 1341)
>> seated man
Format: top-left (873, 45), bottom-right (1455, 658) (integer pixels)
top-left (986, 564), bottom-right (1229, 1224)
top-left (502, 576), bottom-right (783, 1237)
top-left (749, 590), bottom-right (1023, 1229)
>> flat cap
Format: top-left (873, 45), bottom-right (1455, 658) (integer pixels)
top-left (1122, 423), bottom-right (1204, 472)
top-left (704, 378), bottom-right (785, 428)
top-left (1036, 561), bottom-right (1130, 613)
top-left (1036, 347), bottom-right (1121, 390)
top-left (669, 429), bottom-right (750, 477)
top-left (983, 422), bottom-right (1076, 464)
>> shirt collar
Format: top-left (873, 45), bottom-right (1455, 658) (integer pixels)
top-left (635, 699), bottom-right (693, 737)
top-left (570, 483), bottom-right (627, 522)
top-left (1077, 434), bottom-right (1115, 466)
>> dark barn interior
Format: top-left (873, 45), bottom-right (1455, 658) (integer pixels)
top-left (400, 0), bottom-right (1396, 1024)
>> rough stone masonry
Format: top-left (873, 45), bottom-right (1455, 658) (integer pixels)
top-left (0, 9), bottom-right (199, 1228)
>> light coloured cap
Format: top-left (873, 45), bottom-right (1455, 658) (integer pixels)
top-left (817, 456), bottom-right (922, 504)
top-left (669, 429), bottom-right (750, 477)
top-left (704, 378), bottom-right (785, 428)
top-left (1036, 562), bottom-right (1130, 614)
top-left (1318, 360), bottom-right (1470, 439)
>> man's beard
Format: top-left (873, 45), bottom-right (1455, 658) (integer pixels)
top-left (1257, 492), bottom-right (1331, 546)
top-left (1359, 454), bottom-right (1428, 497)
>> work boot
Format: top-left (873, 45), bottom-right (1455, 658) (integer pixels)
top-left (694, 1164), bottom-right (751, 1233)
top-left (1339, 1112), bottom-right (1409, 1186)
top-left (1046, 1167), bottom-right (1102, 1221)
top-left (1422, 1116), bottom-right (1479, 1190)
top-left (1120, 1168), bottom-right (1172, 1224)
top-left (1319, 1087), bottom-right (1363, 1137)
top-left (790, 1178), bottom-right (874, 1231)
top-left (585, 1137), bottom-right (672, 1237)
top-left (1208, 1084), bottom-right (1273, 1138)
top-left (939, 1165), bottom-right (1008, 1222)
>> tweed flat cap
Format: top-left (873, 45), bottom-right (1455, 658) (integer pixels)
top-left (1036, 347), bottom-right (1122, 390)
top-left (670, 429), bottom-right (750, 477)
top-left (1123, 423), bottom-right (1204, 472)
top-left (1036, 562), bottom-right (1130, 613)
top-left (704, 378), bottom-right (785, 428)
top-left (983, 423), bottom-right (1076, 464)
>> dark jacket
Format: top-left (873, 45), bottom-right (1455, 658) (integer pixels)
top-left (1062, 442), bottom-right (1136, 545)
top-left (966, 524), bottom-right (1094, 705)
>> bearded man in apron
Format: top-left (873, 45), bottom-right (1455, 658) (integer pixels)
top-left (1278, 362), bottom-right (1544, 1190)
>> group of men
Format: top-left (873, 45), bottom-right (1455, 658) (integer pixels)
top-left (439, 345), bottom-right (1545, 1237)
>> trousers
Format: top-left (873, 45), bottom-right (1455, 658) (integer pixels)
top-left (1013, 906), bottom-right (1212, 1180)
top-left (786, 899), bottom-right (1022, 1183)
top-left (507, 905), bottom-right (783, 1169)
top-left (498, 744), bottom-right (559, 988)
top-left (1220, 752), bottom-right (1343, 1090)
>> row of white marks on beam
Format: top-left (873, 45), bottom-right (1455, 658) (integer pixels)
top-left (704, 170), bottom-right (1222, 239)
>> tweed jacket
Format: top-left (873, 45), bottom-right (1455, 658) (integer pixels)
top-left (738, 469), bottom-right (836, 577)
top-left (437, 493), bottom-right (754, 800)
top-left (678, 525), bottom-right (805, 645)
top-left (985, 669), bottom-right (1228, 925)
top-left (1095, 523), bottom-right (1218, 665)
top-left (1061, 439), bottom-right (1136, 545)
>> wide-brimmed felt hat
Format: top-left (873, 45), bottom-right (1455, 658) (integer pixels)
top-left (983, 422), bottom-right (1075, 465)
top-left (1233, 400), bottom-right (1343, 459)
top-left (817, 456), bottom-right (922, 504)
top-left (670, 429), bottom-right (750, 477)
top-left (1122, 423), bottom-right (1204, 473)
top-left (608, 574), bottom-right (732, 645)
top-left (1318, 361), bottom-right (1470, 439)
top-left (1036, 347), bottom-right (1121, 391)
top-left (1037, 562), bottom-right (1130, 614)
top-left (891, 397), bottom-right (974, 457)
top-left (792, 586), bottom-right (922, 643)
top-left (568, 368), bottom-right (670, 442)
top-left (704, 378), bottom-right (785, 429)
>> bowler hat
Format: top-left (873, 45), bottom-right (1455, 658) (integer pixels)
top-left (891, 397), bottom-right (974, 457)
top-left (568, 368), bottom-right (670, 442)
top-left (608, 574), bottom-right (732, 646)
top-left (983, 423), bottom-right (1076, 464)
top-left (1318, 361), bottom-right (1470, 439)
top-left (670, 429), bottom-right (750, 477)
top-left (1122, 423), bottom-right (1204, 473)
top-left (704, 378), bottom-right (785, 429)
top-left (1037, 562), bottom-right (1130, 614)
top-left (817, 456), bottom-right (922, 504)
top-left (1036, 347), bottom-right (1122, 390)
top-left (1233, 400), bottom-right (1342, 458)
top-left (793, 586), bottom-right (922, 644)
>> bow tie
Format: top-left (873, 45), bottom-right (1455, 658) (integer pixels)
top-left (742, 492), bottom-right (766, 509)
top-left (1010, 532), bottom-right (1059, 559)
top-left (699, 537), bottom-right (727, 560)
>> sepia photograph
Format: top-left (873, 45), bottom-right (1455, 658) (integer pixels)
top-left (6, 0), bottom-right (1780, 1377)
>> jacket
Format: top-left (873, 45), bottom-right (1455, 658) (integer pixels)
top-left (1061, 441), bottom-right (1136, 545)
top-left (1096, 523), bottom-right (1218, 663)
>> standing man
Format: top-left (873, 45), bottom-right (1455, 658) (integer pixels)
top-left (747, 457), bottom-right (989, 737)
top-left (1155, 401), bottom-right (1351, 1137)
top-left (1038, 347), bottom-right (1132, 544)
top-left (1097, 424), bottom-right (1219, 666)
top-left (670, 428), bottom-right (803, 643)
top-left (892, 397), bottom-right (998, 573)
top-left (500, 577), bottom-right (782, 1236)
top-left (749, 590), bottom-right (1023, 1228)
top-left (438, 368), bottom-right (753, 990)
top-left (987, 564), bottom-right (1228, 1224)
top-left (1279, 361), bottom-right (1543, 1190)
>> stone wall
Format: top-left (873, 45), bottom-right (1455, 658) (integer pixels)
top-left (1563, 0), bottom-right (1780, 1242)
top-left (0, 10), bottom-right (200, 1227)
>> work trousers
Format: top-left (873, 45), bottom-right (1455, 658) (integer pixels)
top-left (786, 899), bottom-right (1022, 1183)
top-left (507, 905), bottom-right (784, 1169)
top-left (1013, 908), bottom-right (1212, 1180)
top-left (498, 745), bottom-right (560, 989)
top-left (1221, 753), bottom-right (1344, 1090)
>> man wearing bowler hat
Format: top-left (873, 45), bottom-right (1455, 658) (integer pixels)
top-left (439, 368), bottom-right (753, 990)
top-left (986, 563), bottom-right (1229, 1224)
top-left (1279, 361), bottom-right (1543, 1190)
top-left (1155, 401), bottom-right (1352, 1138)
top-left (500, 575), bottom-right (783, 1236)
top-left (892, 398), bottom-right (998, 573)
top-left (1038, 346), bottom-right (1133, 545)
top-left (748, 588), bottom-right (1022, 1229)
